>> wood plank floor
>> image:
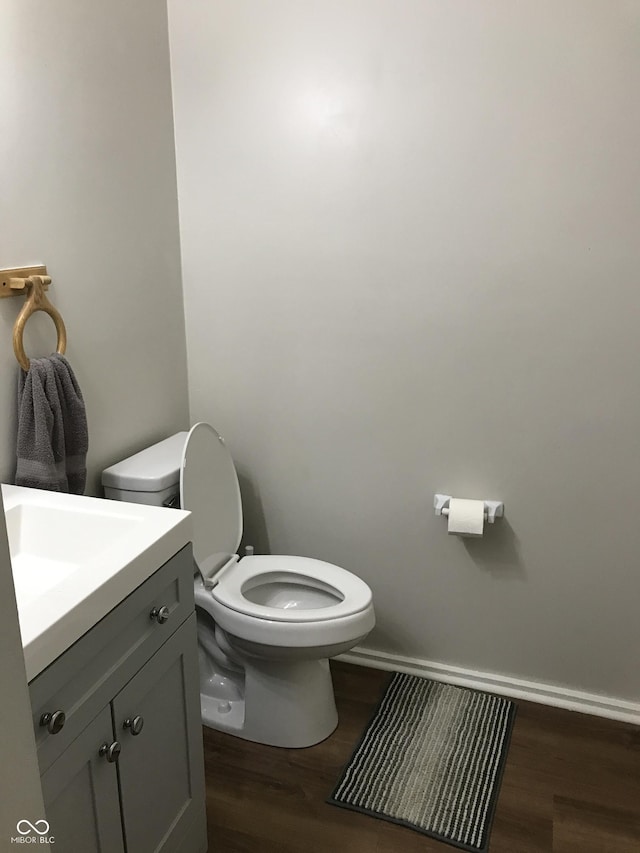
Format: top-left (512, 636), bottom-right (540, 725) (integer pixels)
top-left (202, 662), bottom-right (640, 852)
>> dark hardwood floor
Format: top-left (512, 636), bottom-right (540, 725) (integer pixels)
top-left (202, 662), bottom-right (640, 852)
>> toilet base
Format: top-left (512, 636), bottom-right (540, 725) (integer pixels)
top-left (201, 656), bottom-right (338, 748)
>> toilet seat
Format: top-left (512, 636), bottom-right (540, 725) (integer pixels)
top-left (181, 422), bottom-right (243, 583)
top-left (195, 574), bottom-right (376, 650)
top-left (181, 421), bottom-right (374, 646)
top-left (212, 554), bottom-right (372, 623)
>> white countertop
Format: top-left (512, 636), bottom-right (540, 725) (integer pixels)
top-left (2, 484), bottom-right (192, 681)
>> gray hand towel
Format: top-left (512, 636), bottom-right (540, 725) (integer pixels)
top-left (15, 353), bottom-right (88, 494)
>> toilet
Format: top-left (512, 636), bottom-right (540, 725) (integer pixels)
top-left (102, 423), bottom-right (375, 748)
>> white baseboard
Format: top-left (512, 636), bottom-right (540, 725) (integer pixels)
top-left (336, 647), bottom-right (640, 726)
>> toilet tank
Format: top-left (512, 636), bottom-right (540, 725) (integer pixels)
top-left (102, 432), bottom-right (188, 507)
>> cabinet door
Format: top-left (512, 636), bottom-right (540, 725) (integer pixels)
top-left (41, 705), bottom-right (125, 853)
top-left (113, 613), bottom-right (206, 853)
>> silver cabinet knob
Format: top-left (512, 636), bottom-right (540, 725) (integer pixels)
top-left (40, 710), bottom-right (66, 734)
top-left (123, 715), bottom-right (144, 736)
top-left (98, 741), bottom-right (121, 763)
top-left (150, 605), bottom-right (170, 624)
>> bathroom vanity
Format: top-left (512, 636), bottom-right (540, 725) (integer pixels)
top-left (2, 484), bottom-right (207, 853)
top-left (28, 545), bottom-right (206, 852)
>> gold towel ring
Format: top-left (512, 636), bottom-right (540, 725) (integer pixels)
top-left (13, 275), bottom-right (67, 371)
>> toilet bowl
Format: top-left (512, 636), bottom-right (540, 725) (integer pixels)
top-left (102, 423), bottom-right (375, 747)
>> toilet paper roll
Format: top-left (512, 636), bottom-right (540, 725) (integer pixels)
top-left (447, 498), bottom-right (485, 537)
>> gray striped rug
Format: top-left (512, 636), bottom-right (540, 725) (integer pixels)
top-left (329, 672), bottom-right (516, 852)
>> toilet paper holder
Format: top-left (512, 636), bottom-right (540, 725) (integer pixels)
top-left (434, 494), bottom-right (504, 524)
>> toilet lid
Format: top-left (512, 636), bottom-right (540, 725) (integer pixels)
top-left (180, 423), bottom-right (243, 574)
top-left (212, 555), bottom-right (373, 623)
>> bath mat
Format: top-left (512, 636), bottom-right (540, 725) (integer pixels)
top-left (328, 672), bottom-right (516, 852)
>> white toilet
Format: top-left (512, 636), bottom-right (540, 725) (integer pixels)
top-left (102, 423), bottom-right (375, 748)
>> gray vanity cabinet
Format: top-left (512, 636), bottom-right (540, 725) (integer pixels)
top-left (41, 705), bottom-right (125, 853)
top-left (29, 545), bottom-right (207, 853)
top-left (114, 616), bottom-right (203, 853)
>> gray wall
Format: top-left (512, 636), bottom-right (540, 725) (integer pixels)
top-left (170, 0), bottom-right (640, 701)
top-left (0, 0), bottom-right (190, 493)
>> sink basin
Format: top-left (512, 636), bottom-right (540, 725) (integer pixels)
top-left (6, 502), bottom-right (143, 608)
top-left (2, 484), bottom-right (192, 681)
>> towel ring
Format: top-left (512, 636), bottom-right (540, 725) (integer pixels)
top-left (13, 276), bottom-right (67, 371)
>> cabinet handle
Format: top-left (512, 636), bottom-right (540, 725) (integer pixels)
top-left (98, 741), bottom-right (121, 763)
top-left (39, 710), bottom-right (66, 735)
top-left (150, 605), bottom-right (170, 624)
top-left (123, 715), bottom-right (144, 736)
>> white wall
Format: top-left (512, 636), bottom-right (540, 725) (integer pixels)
top-left (0, 0), bottom-right (190, 493)
top-left (170, 0), bottom-right (640, 702)
top-left (0, 488), bottom-right (48, 848)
